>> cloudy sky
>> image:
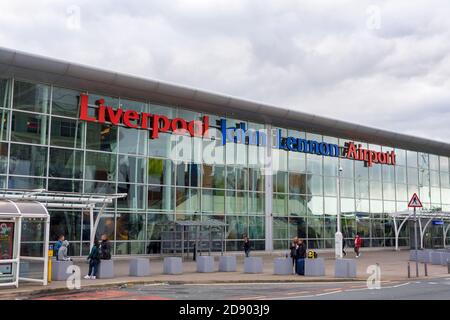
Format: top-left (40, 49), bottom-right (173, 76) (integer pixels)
top-left (1, 0), bottom-right (449, 142)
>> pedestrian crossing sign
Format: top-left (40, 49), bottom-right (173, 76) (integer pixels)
top-left (408, 193), bottom-right (422, 208)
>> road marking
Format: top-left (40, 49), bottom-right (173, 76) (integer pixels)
top-left (428, 282), bottom-right (438, 285)
top-left (287, 291), bottom-right (310, 295)
top-left (323, 288), bottom-right (342, 292)
top-left (315, 290), bottom-right (342, 296)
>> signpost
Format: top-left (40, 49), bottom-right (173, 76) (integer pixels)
top-left (408, 193), bottom-right (422, 277)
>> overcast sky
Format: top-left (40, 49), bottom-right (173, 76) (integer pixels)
top-left (1, 0), bottom-right (449, 142)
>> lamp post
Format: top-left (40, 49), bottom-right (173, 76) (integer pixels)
top-left (335, 166), bottom-right (343, 259)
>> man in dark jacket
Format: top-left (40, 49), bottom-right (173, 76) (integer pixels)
top-left (297, 239), bottom-right (306, 259)
top-left (100, 234), bottom-right (112, 260)
top-left (243, 235), bottom-right (251, 257)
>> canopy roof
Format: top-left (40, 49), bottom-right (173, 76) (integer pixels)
top-left (0, 200), bottom-right (49, 218)
top-left (158, 220), bottom-right (227, 227)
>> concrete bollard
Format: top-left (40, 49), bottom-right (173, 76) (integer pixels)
top-left (129, 258), bottom-right (151, 277)
top-left (218, 256), bottom-right (237, 272)
top-left (98, 260), bottom-right (115, 279)
top-left (335, 259), bottom-right (357, 278)
top-left (305, 258), bottom-right (325, 277)
top-left (51, 260), bottom-right (74, 281)
top-left (244, 257), bottom-right (263, 274)
top-left (196, 256), bottom-right (215, 273)
top-left (163, 257), bottom-right (183, 275)
top-left (273, 258), bottom-right (293, 275)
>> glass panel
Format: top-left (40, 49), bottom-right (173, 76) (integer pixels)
top-left (355, 179), bottom-right (369, 199)
top-left (117, 184), bottom-right (145, 209)
top-left (148, 158), bottom-right (174, 185)
top-left (49, 148), bottom-right (83, 179)
top-left (288, 217), bottom-right (307, 238)
top-left (272, 193), bottom-right (287, 216)
top-left (118, 155), bottom-right (145, 184)
top-left (307, 216), bottom-right (323, 238)
top-left (85, 151), bottom-right (116, 181)
top-left (9, 143), bottom-right (47, 176)
top-left (51, 86), bottom-right (80, 117)
top-left (11, 111), bottom-right (48, 144)
top-left (407, 150), bottom-right (417, 168)
top-left (84, 181), bottom-right (116, 194)
top-left (249, 167), bottom-right (264, 192)
top-left (306, 154), bottom-right (322, 175)
top-left (226, 216), bottom-right (248, 240)
top-left (86, 122), bottom-right (117, 152)
top-left (202, 164), bottom-right (225, 189)
top-left (323, 176), bottom-right (337, 196)
top-left (307, 175), bottom-right (323, 195)
top-left (395, 166), bottom-right (406, 184)
top-left (439, 156), bottom-right (449, 172)
top-left (248, 192), bottom-right (264, 214)
top-left (176, 163), bottom-right (200, 187)
top-left (148, 185), bottom-right (174, 211)
top-left (202, 189), bottom-right (225, 214)
top-left (288, 194), bottom-right (306, 216)
top-left (407, 167), bottom-right (418, 185)
top-left (9, 176), bottom-right (45, 189)
top-left (49, 210), bottom-right (81, 242)
top-left (273, 217), bottom-right (288, 239)
top-left (176, 187), bottom-right (200, 212)
top-left (118, 126), bottom-right (147, 155)
top-left (0, 109), bottom-right (9, 141)
top-left (13, 81), bottom-right (50, 113)
top-left (340, 178), bottom-right (354, 198)
top-left (48, 179), bottom-right (82, 192)
top-left (249, 216), bottom-right (265, 239)
top-left (0, 143), bottom-right (7, 174)
top-left (115, 212), bottom-right (145, 241)
top-left (50, 117), bottom-right (83, 148)
top-left (0, 79), bottom-right (11, 109)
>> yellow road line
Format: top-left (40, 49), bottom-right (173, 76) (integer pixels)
top-left (323, 288), bottom-right (342, 292)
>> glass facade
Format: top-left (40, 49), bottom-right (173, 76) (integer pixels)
top-left (0, 77), bottom-right (449, 255)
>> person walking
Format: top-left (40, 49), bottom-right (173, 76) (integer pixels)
top-left (354, 234), bottom-right (362, 258)
top-left (242, 235), bottom-right (251, 257)
top-left (290, 237), bottom-right (299, 273)
top-left (85, 239), bottom-right (100, 280)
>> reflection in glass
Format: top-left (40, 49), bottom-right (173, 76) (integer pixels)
top-left (9, 143), bottom-right (47, 176)
top-left (11, 111), bottom-right (48, 144)
top-left (13, 81), bottom-right (50, 113)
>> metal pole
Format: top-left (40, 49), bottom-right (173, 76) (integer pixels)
top-left (414, 207), bottom-right (419, 277)
top-left (335, 167), bottom-right (343, 259)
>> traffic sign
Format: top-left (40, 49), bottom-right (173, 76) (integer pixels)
top-left (408, 193), bottom-right (423, 208)
top-left (432, 220), bottom-right (444, 226)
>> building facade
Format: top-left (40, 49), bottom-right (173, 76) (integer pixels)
top-left (0, 48), bottom-right (449, 256)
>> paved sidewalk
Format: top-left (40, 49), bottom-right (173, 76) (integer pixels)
top-left (0, 250), bottom-right (448, 299)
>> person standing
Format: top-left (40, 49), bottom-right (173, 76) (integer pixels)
top-left (290, 237), bottom-right (299, 273)
top-left (295, 238), bottom-right (306, 275)
top-left (354, 234), bottom-right (362, 258)
top-left (54, 235), bottom-right (64, 260)
top-left (243, 235), bottom-right (251, 257)
top-left (85, 239), bottom-right (100, 280)
top-left (100, 234), bottom-right (112, 260)
top-left (342, 237), bottom-right (347, 257)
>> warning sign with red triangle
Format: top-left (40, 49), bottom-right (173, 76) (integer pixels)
top-left (408, 193), bottom-right (423, 208)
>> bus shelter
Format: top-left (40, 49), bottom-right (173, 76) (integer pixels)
top-left (388, 209), bottom-right (450, 250)
top-left (159, 220), bottom-right (227, 259)
top-left (0, 200), bottom-right (50, 288)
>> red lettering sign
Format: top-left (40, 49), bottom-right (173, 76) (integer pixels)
top-left (78, 94), bottom-right (209, 139)
top-left (345, 142), bottom-right (395, 167)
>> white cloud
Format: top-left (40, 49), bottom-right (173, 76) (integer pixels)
top-left (0, 0), bottom-right (449, 142)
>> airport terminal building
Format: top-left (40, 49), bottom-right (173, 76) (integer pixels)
top-left (0, 47), bottom-right (449, 256)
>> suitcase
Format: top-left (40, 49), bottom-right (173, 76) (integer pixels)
top-left (296, 258), bottom-right (305, 275)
